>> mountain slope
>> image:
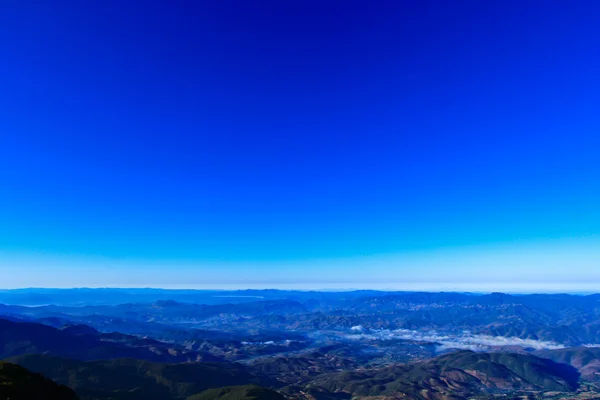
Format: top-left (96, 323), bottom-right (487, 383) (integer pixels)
top-left (0, 318), bottom-right (220, 362)
top-left (188, 385), bottom-right (284, 400)
top-left (6, 354), bottom-right (277, 400)
top-left (304, 350), bottom-right (579, 400)
top-left (536, 347), bottom-right (600, 380)
top-left (0, 361), bottom-right (78, 400)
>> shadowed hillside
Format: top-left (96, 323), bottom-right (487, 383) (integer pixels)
top-left (535, 347), bottom-right (600, 380)
top-left (188, 385), bottom-right (284, 400)
top-left (0, 361), bottom-right (78, 400)
top-left (0, 318), bottom-right (221, 363)
top-left (6, 354), bottom-right (278, 400)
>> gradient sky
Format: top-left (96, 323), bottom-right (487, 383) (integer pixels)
top-left (1, 1), bottom-right (600, 291)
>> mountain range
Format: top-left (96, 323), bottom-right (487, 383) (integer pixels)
top-left (2, 289), bottom-right (600, 399)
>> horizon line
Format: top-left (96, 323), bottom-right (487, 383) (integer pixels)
top-left (1, 286), bottom-right (600, 296)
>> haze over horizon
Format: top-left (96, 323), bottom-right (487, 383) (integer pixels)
top-left (2, 1), bottom-right (600, 291)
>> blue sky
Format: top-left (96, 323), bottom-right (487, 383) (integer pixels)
top-left (1, 1), bottom-right (599, 291)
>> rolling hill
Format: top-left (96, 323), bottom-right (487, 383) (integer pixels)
top-left (302, 350), bottom-right (579, 399)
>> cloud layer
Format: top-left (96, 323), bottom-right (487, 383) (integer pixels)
top-left (346, 327), bottom-right (566, 351)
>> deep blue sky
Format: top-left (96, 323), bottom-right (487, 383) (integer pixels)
top-left (1, 1), bottom-right (600, 290)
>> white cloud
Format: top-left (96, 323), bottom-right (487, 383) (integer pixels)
top-left (345, 328), bottom-right (567, 351)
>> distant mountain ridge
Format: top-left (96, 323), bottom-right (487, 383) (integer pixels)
top-left (0, 318), bottom-right (222, 362)
top-left (5, 291), bottom-right (600, 346)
